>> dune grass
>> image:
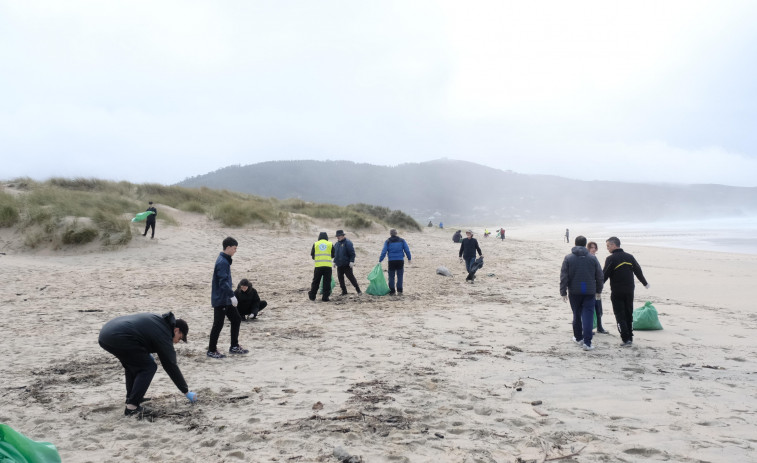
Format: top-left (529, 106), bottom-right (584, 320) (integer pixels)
top-left (2, 178), bottom-right (420, 249)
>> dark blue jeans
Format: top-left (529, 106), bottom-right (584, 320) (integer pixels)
top-left (569, 293), bottom-right (595, 346)
top-left (388, 260), bottom-right (404, 292)
top-left (465, 257), bottom-right (476, 273)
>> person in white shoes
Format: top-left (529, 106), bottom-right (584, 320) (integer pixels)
top-left (208, 236), bottom-right (248, 358)
top-left (560, 235), bottom-right (604, 351)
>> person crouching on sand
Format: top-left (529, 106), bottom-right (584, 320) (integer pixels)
top-left (235, 278), bottom-right (268, 321)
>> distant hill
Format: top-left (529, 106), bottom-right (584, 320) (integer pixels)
top-left (176, 159), bottom-right (757, 224)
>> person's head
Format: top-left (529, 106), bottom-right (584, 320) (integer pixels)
top-left (237, 278), bottom-right (251, 291)
top-left (173, 318), bottom-right (188, 344)
top-left (606, 236), bottom-right (621, 251)
top-left (574, 235), bottom-right (587, 247)
top-left (389, 228), bottom-right (398, 237)
top-left (223, 236), bottom-right (238, 256)
top-left (466, 229), bottom-right (473, 238)
top-left (587, 241), bottom-right (598, 255)
top-left (148, 201), bottom-right (153, 205)
top-left (318, 231), bottom-right (328, 241)
top-left (336, 229), bottom-right (346, 241)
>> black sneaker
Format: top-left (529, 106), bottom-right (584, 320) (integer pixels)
top-left (124, 405), bottom-right (152, 417)
top-left (341, 290), bottom-right (348, 296)
top-left (207, 350), bottom-right (226, 359)
top-left (388, 290), bottom-right (396, 295)
top-left (229, 345), bottom-right (249, 355)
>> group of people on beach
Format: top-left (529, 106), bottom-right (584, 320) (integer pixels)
top-left (560, 235), bottom-right (649, 351)
top-left (98, 220), bottom-right (649, 418)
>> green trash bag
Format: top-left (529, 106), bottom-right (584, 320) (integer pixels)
top-left (593, 310), bottom-right (597, 329)
top-left (131, 211), bottom-right (155, 222)
top-left (0, 423), bottom-right (62, 463)
top-left (365, 263), bottom-right (390, 296)
top-left (632, 301), bottom-right (663, 330)
top-left (318, 274), bottom-right (336, 295)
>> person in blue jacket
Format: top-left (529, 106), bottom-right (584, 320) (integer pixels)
top-left (379, 228), bottom-right (412, 295)
top-left (334, 229), bottom-right (361, 296)
top-left (208, 236), bottom-right (248, 359)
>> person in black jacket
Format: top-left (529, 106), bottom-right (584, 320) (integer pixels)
top-left (459, 230), bottom-right (483, 282)
top-left (452, 230), bottom-right (462, 243)
top-left (603, 236), bottom-right (650, 347)
top-left (142, 201), bottom-right (157, 239)
top-left (235, 278), bottom-right (268, 320)
top-left (98, 312), bottom-right (196, 416)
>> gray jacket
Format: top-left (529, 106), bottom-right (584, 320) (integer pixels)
top-left (560, 246), bottom-right (603, 297)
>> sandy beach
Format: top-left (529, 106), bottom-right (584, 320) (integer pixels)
top-left (1, 209), bottom-right (756, 462)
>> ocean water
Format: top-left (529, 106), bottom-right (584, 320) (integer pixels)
top-left (591, 217), bottom-right (757, 255)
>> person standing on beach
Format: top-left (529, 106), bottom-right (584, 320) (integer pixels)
top-left (603, 236), bottom-right (650, 347)
top-left (143, 201), bottom-right (157, 239)
top-left (459, 230), bottom-right (483, 283)
top-left (379, 228), bottom-right (412, 295)
top-left (309, 232), bottom-right (335, 302)
top-left (565, 228), bottom-right (570, 243)
top-left (500, 228), bottom-right (506, 240)
top-left (208, 236), bottom-right (248, 358)
top-left (99, 312), bottom-right (196, 416)
top-left (333, 229), bottom-right (361, 296)
top-left (560, 235), bottom-right (604, 351)
top-left (587, 241), bottom-right (609, 334)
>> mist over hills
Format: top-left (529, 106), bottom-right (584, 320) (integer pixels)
top-left (177, 160), bottom-right (757, 224)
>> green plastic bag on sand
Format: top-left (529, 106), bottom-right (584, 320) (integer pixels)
top-left (0, 423), bottom-right (61, 463)
top-left (633, 301), bottom-right (663, 330)
top-left (365, 263), bottom-right (390, 296)
top-left (318, 274), bottom-right (336, 295)
top-left (131, 211), bottom-right (155, 223)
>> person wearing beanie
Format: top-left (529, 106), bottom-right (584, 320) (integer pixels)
top-left (309, 232), bottom-right (335, 302)
top-left (379, 229), bottom-right (412, 295)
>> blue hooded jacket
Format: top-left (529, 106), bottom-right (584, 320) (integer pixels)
top-left (380, 236), bottom-right (411, 262)
top-left (211, 252), bottom-right (234, 307)
top-left (334, 238), bottom-right (356, 267)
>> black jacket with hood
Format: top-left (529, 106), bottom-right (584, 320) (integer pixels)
top-left (560, 246), bottom-right (604, 297)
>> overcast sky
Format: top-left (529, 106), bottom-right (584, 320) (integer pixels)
top-left (2, 1), bottom-right (757, 187)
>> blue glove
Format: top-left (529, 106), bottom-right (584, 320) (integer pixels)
top-left (186, 391), bottom-right (197, 403)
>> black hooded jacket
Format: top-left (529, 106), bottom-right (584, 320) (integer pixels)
top-left (98, 312), bottom-right (188, 394)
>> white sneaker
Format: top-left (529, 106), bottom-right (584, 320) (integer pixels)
top-left (573, 338), bottom-right (585, 346)
top-left (582, 344), bottom-right (595, 351)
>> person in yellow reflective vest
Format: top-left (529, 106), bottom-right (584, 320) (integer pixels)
top-left (308, 232), bottom-right (335, 302)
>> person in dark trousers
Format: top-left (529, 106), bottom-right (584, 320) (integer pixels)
top-left (587, 241), bottom-right (609, 334)
top-left (452, 230), bottom-right (462, 243)
top-left (379, 228), bottom-right (412, 295)
top-left (603, 236), bottom-right (650, 347)
top-left (99, 312), bottom-right (196, 417)
top-left (560, 235), bottom-right (604, 351)
top-left (208, 236), bottom-right (248, 358)
top-left (459, 230), bottom-right (483, 283)
top-left (235, 278), bottom-right (267, 320)
top-left (565, 228), bottom-right (570, 243)
top-left (142, 201), bottom-right (157, 238)
top-left (500, 228), bottom-right (506, 240)
top-left (309, 232), bottom-right (335, 302)
top-left (333, 230), bottom-right (361, 296)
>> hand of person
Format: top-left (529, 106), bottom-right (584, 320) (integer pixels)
top-left (645, 283), bottom-right (651, 289)
top-left (230, 296), bottom-right (238, 307)
top-left (186, 391), bottom-right (197, 403)
top-left (349, 262), bottom-right (354, 268)
top-left (595, 293), bottom-right (601, 300)
top-left (562, 295), bottom-right (568, 303)
top-left (407, 260), bottom-right (411, 266)
top-left (459, 257), bottom-right (463, 262)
